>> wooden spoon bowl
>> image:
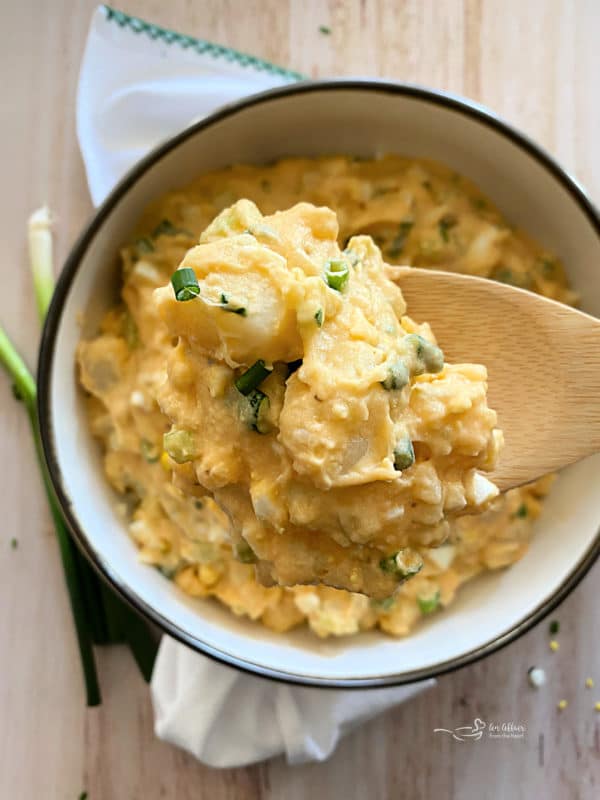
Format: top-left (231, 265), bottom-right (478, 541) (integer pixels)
top-left (397, 267), bottom-right (600, 491)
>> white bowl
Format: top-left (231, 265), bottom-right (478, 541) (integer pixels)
top-left (38, 81), bottom-right (600, 687)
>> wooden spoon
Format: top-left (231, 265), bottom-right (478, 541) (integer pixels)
top-left (396, 267), bottom-right (600, 491)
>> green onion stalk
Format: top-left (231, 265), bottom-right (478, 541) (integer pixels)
top-left (0, 209), bottom-right (158, 705)
top-left (0, 322), bottom-right (101, 704)
top-left (28, 208), bottom-right (56, 320)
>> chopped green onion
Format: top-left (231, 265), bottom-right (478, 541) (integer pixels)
top-left (539, 258), bottom-right (557, 277)
top-left (314, 308), bottom-right (324, 327)
top-left (239, 388), bottom-right (270, 433)
top-left (492, 266), bottom-right (516, 285)
top-left (319, 24), bottom-right (332, 34)
top-left (194, 499), bottom-right (204, 510)
top-left (549, 619), bottom-right (560, 635)
top-left (404, 333), bottom-right (444, 375)
top-left (123, 311), bottom-right (139, 349)
top-left (380, 548), bottom-right (423, 580)
top-left (163, 429), bottom-right (198, 464)
top-left (417, 590), bottom-right (441, 615)
top-left (393, 437), bottom-right (415, 471)
top-left (381, 359), bottom-right (409, 391)
top-left (235, 542), bottom-right (258, 563)
top-left (492, 266), bottom-right (531, 289)
top-left (324, 259), bottom-right (350, 291)
top-left (10, 537), bottom-right (18, 549)
top-left (371, 186), bottom-right (394, 198)
top-left (171, 268), bottom-right (200, 302)
top-left (223, 306), bottom-right (247, 317)
top-left (152, 219), bottom-right (192, 238)
top-left (247, 224), bottom-right (280, 243)
top-left (158, 565), bottom-right (177, 579)
top-left (135, 237), bottom-right (155, 255)
top-left (386, 220), bottom-right (413, 260)
top-left (343, 248), bottom-right (360, 267)
top-left (219, 293), bottom-right (247, 316)
top-left (235, 359), bottom-right (272, 395)
top-left (438, 213), bottom-right (458, 242)
top-left (470, 197), bottom-right (487, 211)
top-left (140, 439), bottom-right (160, 463)
top-left (515, 503), bottom-right (528, 518)
top-left (372, 596), bottom-right (396, 611)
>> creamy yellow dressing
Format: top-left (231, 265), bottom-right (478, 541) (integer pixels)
top-left (78, 155), bottom-right (570, 636)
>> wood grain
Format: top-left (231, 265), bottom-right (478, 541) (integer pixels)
top-left (1, 1), bottom-right (599, 798)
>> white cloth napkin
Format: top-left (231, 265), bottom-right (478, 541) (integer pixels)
top-left (77, 5), bottom-right (303, 206)
top-left (77, 5), bottom-right (435, 767)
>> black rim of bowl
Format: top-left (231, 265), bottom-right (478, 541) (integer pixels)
top-left (37, 79), bottom-right (600, 688)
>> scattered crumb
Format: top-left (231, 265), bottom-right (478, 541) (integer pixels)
top-left (595, 702), bottom-right (600, 712)
top-left (549, 619), bottom-right (560, 635)
top-left (586, 678), bottom-right (594, 689)
top-left (527, 667), bottom-right (546, 688)
top-left (557, 699), bottom-right (568, 711)
top-left (319, 25), bottom-right (332, 35)
top-left (549, 640), bottom-right (559, 652)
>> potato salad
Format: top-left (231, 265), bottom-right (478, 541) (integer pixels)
top-left (78, 155), bottom-right (572, 634)
top-left (152, 198), bottom-right (501, 598)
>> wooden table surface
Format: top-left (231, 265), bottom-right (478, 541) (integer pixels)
top-left (2, 1), bottom-right (599, 797)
